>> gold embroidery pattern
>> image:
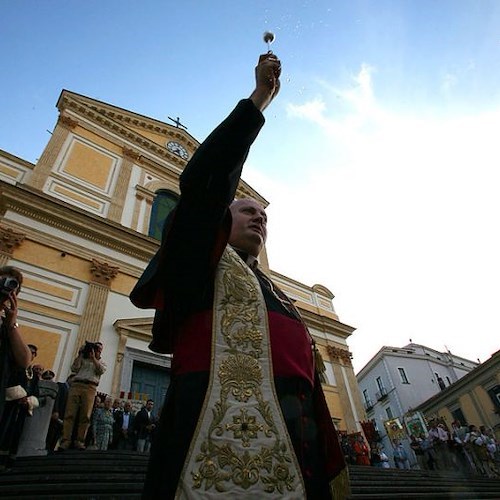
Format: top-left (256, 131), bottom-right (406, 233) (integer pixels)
top-left (220, 261), bottom-right (263, 359)
top-left (181, 248), bottom-right (305, 498)
top-left (226, 409), bottom-right (264, 447)
top-left (218, 353), bottom-right (262, 402)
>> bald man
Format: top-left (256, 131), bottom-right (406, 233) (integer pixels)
top-left (131, 53), bottom-right (345, 499)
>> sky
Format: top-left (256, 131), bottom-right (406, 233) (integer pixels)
top-left (2, 1), bottom-right (500, 373)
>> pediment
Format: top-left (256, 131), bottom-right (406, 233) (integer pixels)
top-left (57, 90), bottom-right (198, 157)
top-left (114, 316), bottom-right (154, 342)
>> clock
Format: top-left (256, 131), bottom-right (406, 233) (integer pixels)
top-left (166, 141), bottom-right (189, 160)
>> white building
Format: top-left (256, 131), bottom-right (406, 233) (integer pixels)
top-left (356, 343), bottom-right (478, 466)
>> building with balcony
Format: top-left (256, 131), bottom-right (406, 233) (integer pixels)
top-left (356, 343), bottom-right (478, 465)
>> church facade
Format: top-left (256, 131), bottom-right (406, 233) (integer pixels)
top-left (0, 90), bottom-right (365, 433)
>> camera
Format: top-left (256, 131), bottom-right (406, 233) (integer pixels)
top-left (82, 341), bottom-right (100, 359)
top-left (0, 277), bottom-right (19, 300)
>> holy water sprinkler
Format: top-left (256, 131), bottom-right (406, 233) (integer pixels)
top-left (263, 31), bottom-right (275, 52)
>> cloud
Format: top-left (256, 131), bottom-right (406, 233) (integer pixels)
top-left (267, 63), bottom-right (500, 371)
top-left (287, 97), bottom-right (326, 121)
top-left (286, 64), bottom-right (388, 148)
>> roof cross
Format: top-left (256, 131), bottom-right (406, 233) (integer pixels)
top-left (167, 116), bottom-right (188, 130)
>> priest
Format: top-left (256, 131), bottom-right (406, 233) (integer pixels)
top-left (131, 52), bottom-right (347, 500)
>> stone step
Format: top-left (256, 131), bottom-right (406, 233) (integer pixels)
top-left (349, 493), bottom-right (500, 500)
top-left (17, 450), bottom-right (147, 462)
top-left (0, 471), bottom-right (146, 485)
top-left (348, 465), bottom-right (481, 478)
top-left (347, 465), bottom-right (500, 499)
top-left (353, 484), bottom-right (500, 493)
top-left (350, 474), bottom-right (498, 484)
top-left (1, 452), bottom-right (498, 499)
top-left (1, 492), bottom-right (141, 500)
top-left (0, 451), bottom-right (146, 499)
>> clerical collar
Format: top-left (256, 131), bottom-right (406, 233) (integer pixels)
top-left (231, 247), bottom-right (259, 270)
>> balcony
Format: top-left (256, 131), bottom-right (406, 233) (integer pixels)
top-left (364, 399), bottom-right (374, 412)
top-left (376, 387), bottom-right (388, 401)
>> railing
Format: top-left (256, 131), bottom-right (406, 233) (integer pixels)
top-left (364, 399), bottom-right (374, 412)
top-left (375, 387), bottom-right (388, 401)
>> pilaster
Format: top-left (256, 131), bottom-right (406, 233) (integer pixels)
top-left (73, 259), bottom-right (119, 358)
top-left (29, 115), bottom-right (77, 190)
top-left (132, 186), bottom-right (154, 234)
top-left (327, 345), bottom-right (356, 431)
top-left (110, 331), bottom-right (129, 398)
top-left (107, 148), bottom-right (138, 223)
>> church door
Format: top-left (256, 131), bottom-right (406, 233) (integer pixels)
top-left (130, 361), bottom-right (170, 412)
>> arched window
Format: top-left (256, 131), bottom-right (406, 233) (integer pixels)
top-left (148, 190), bottom-right (179, 240)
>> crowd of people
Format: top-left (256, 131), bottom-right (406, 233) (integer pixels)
top-left (86, 396), bottom-right (158, 453)
top-left (0, 265), bottom-right (158, 473)
top-left (408, 419), bottom-right (500, 478)
top-left (37, 348), bottom-right (159, 454)
top-left (340, 419), bottom-right (499, 478)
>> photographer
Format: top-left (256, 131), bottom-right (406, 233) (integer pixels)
top-left (58, 341), bottom-right (106, 450)
top-left (0, 267), bottom-right (32, 418)
top-left (0, 266), bottom-right (36, 471)
top-left (0, 266), bottom-right (31, 415)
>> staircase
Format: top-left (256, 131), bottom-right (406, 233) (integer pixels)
top-left (0, 450), bottom-right (147, 499)
top-left (348, 465), bottom-right (500, 499)
top-left (0, 452), bottom-right (499, 499)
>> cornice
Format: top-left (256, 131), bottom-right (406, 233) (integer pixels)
top-left (114, 317), bottom-right (154, 343)
top-left (135, 184), bottom-right (155, 202)
top-left (357, 344), bottom-right (480, 380)
top-left (312, 283), bottom-right (335, 300)
top-left (271, 269), bottom-right (325, 295)
top-left (299, 308), bottom-right (355, 340)
top-left (0, 148), bottom-right (35, 170)
top-left (58, 90), bottom-right (198, 147)
top-left (60, 96), bottom-right (190, 169)
top-left (0, 181), bottom-right (158, 263)
top-left (56, 92), bottom-right (272, 209)
top-left (415, 350), bottom-right (500, 413)
top-left (1, 219), bottom-right (144, 278)
top-left (237, 181), bottom-right (269, 208)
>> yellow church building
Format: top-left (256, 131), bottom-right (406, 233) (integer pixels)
top-left (0, 90), bottom-right (366, 433)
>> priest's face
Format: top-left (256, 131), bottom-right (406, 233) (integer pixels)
top-left (229, 199), bottom-right (267, 257)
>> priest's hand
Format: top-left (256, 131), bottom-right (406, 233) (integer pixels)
top-left (250, 53), bottom-right (281, 112)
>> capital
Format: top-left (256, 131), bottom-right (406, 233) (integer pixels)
top-left (0, 226), bottom-right (26, 255)
top-left (59, 115), bottom-right (78, 130)
top-left (90, 259), bottom-right (119, 286)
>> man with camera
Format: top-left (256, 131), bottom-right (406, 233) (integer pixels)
top-left (59, 341), bottom-right (106, 450)
top-left (0, 266), bottom-right (32, 421)
top-left (0, 266), bottom-right (33, 470)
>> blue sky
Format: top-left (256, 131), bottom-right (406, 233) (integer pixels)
top-left (2, 1), bottom-right (500, 372)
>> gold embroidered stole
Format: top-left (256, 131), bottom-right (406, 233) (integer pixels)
top-left (176, 247), bottom-right (306, 499)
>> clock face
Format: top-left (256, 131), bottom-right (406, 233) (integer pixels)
top-left (166, 141), bottom-right (189, 160)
